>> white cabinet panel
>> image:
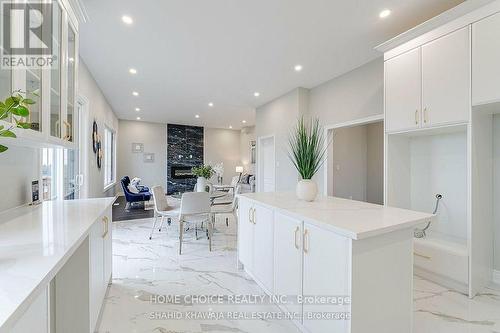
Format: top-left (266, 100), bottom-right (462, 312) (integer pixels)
top-left (302, 222), bottom-right (350, 333)
top-left (89, 219), bottom-right (105, 331)
top-left (422, 27), bottom-right (470, 126)
top-left (238, 198), bottom-right (253, 270)
top-left (103, 212), bottom-right (113, 285)
top-left (472, 12), bottom-right (500, 105)
top-left (252, 204), bottom-right (274, 292)
top-left (10, 288), bottom-right (48, 333)
top-left (274, 212), bottom-right (302, 315)
top-left (385, 48), bottom-right (422, 132)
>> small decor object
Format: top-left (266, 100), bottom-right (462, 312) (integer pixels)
top-left (0, 90), bottom-right (36, 154)
top-left (96, 135), bottom-right (103, 169)
top-left (235, 166), bottom-right (244, 182)
top-left (288, 117), bottom-right (330, 202)
top-left (213, 162), bottom-right (224, 184)
top-left (92, 121), bottom-right (98, 153)
top-left (144, 152), bottom-right (155, 163)
top-left (192, 164), bottom-right (215, 192)
top-left (250, 141), bottom-right (256, 164)
top-left (31, 180), bottom-right (40, 205)
top-left (132, 143), bottom-right (144, 153)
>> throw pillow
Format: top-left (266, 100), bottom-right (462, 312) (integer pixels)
top-left (128, 184), bottom-right (139, 194)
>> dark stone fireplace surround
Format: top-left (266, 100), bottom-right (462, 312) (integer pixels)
top-left (167, 124), bottom-right (204, 195)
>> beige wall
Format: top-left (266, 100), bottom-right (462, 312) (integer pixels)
top-left (255, 88), bottom-right (309, 191)
top-left (117, 120), bottom-right (167, 191)
top-left (309, 57), bottom-right (384, 194)
top-left (366, 122), bottom-right (384, 205)
top-left (204, 127), bottom-right (241, 184)
top-left (78, 59), bottom-right (119, 198)
top-left (240, 126), bottom-right (256, 174)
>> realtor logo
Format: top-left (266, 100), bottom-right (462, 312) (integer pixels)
top-left (1, 0), bottom-right (54, 68)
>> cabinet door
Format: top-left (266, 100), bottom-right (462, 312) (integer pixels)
top-left (11, 287), bottom-right (49, 333)
top-left (274, 212), bottom-right (302, 315)
top-left (103, 212), bottom-right (113, 285)
top-left (238, 198), bottom-right (253, 270)
top-left (302, 223), bottom-right (350, 333)
top-left (422, 27), bottom-right (470, 126)
top-left (50, 2), bottom-right (62, 138)
top-left (472, 12), bottom-right (500, 105)
top-left (252, 204), bottom-right (274, 292)
top-left (385, 48), bottom-right (422, 132)
top-left (89, 221), bottom-right (104, 331)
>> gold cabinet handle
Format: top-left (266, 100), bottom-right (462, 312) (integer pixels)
top-left (248, 208), bottom-right (252, 224)
top-left (252, 208), bottom-right (256, 224)
top-left (413, 252), bottom-right (431, 260)
top-left (63, 120), bottom-right (72, 141)
top-left (423, 107), bottom-right (428, 124)
top-left (303, 229), bottom-right (309, 254)
top-left (102, 216), bottom-right (109, 238)
top-left (415, 109), bottom-right (419, 125)
top-left (294, 226), bottom-right (300, 250)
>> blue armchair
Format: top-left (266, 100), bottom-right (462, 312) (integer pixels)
top-left (121, 176), bottom-right (151, 209)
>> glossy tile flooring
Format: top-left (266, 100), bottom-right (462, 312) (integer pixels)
top-left (98, 215), bottom-right (500, 333)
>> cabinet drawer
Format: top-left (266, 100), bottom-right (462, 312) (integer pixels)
top-left (414, 240), bottom-right (468, 285)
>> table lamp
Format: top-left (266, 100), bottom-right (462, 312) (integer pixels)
top-left (236, 166), bottom-right (244, 181)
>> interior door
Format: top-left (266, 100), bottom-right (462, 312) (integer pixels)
top-left (385, 48), bottom-right (422, 132)
top-left (302, 222), bottom-right (350, 333)
top-left (274, 212), bottom-right (302, 315)
top-left (422, 27), bottom-right (470, 127)
top-left (252, 204), bottom-right (274, 292)
top-left (237, 198), bottom-right (253, 270)
top-left (259, 136), bottom-right (275, 192)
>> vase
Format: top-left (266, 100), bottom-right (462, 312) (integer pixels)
top-left (196, 177), bottom-right (207, 192)
top-left (296, 179), bottom-right (318, 202)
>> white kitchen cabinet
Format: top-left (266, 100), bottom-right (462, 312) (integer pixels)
top-left (273, 212), bottom-right (302, 315)
top-left (385, 48), bottom-right (422, 132)
top-left (472, 12), bottom-right (500, 105)
top-left (238, 198), bottom-right (253, 270)
top-left (10, 287), bottom-right (49, 333)
top-left (89, 209), bottom-right (112, 332)
top-left (252, 204), bottom-right (274, 292)
top-left (302, 222), bottom-right (350, 333)
top-left (422, 27), bottom-right (470, 126)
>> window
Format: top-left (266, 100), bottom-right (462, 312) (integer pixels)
top-left (41, 148), bottom-right (60, 200)
top-left (103, 126), bottom-right (116, 189)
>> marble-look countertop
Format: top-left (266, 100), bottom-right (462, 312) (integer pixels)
top-left (239, 192), bottom-right (433, 240)
top-left (0, 198), bottom-right (115, 331)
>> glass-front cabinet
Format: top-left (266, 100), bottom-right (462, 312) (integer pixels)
top-left (0, 0), bottom-right (79, 148)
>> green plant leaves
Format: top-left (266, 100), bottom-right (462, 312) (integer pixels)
top-left (0, 130), bottom-right (16, 138)
top-left (23, 99), bottom-right (36, 105)
top-left (11, 105), bottom-right (29, 117)
top-left (0, 90), bottom-right (35, 154)
top-left (0, 145), bottom-right (7, 153)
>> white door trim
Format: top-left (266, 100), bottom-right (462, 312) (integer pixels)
top-left (322, 114), bottom-right (384, 196)
top-left (257, 134), bottom-right (276, 193)
top-left (77, 95), bottom-right (90, 199)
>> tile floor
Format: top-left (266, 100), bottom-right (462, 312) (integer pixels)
top-left (97, 215), bottom-right (500, 333)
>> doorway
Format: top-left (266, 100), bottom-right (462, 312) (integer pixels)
top-left (258, 135), bottom-right (276, 192)
top-left (325, 116), bottom-right (384, 204)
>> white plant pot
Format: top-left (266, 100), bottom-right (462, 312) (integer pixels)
top-left (196, 177), bottom-right (207, 192)
top-left (296, 179), bottom-right (318, 202)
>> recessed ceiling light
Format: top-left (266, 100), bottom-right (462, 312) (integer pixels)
top-left (379, 9), bottom-right (391, 18)
top-left (136, 116), bottom-right (141, 120)
top-left (129, 68), bottom-right (137, 74)
top-left (135, 108), bottom-right (140, 111)
top-left (195, 114), bottom-right (200, 118)
top-left (132, 91), bottom-right (139, 96)
top-left (122, 15), bottom-right (133, 25)
top-left (294, 64), bottom-right (303, 72)
top-left (254, 92), bottom-right (260, 97)
top-left (242, 120), bottom-right (247, 124)
top-left (208, 102), bottom-right (214, 107)
top-left (229, 125), bottom-right (233, 129)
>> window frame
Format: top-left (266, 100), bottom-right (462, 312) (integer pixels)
top-left (103, 125), bottom-right (116, 191)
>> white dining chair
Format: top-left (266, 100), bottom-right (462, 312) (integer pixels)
top-left (211, 185), bottom-right (241, 227)
top-left (149, 186), bottom-right (180, 240)
top-left (179, 191), bottom-right (213, 254)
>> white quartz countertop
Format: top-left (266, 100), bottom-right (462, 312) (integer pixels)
top-left (0, 198), bottom-right (115, 332)
top-left (239, 192), bottom-right (433, 240)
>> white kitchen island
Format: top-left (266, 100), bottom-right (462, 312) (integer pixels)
top-left (237, 192), bottom-right (433, 333)
top-left (0, 198), bottom-right (114, 333)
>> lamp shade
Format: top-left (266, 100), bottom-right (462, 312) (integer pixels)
top-left (235, 166), bottom-right (244, 173)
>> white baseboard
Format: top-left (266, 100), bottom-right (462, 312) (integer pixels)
top-left (493, 270), bottom-right (500, 285)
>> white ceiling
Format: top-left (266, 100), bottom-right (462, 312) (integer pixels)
top-left (79, 0), bottom-right (464, 129)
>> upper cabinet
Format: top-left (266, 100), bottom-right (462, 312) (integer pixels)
top-left (385, 48), bottom-right (422, 132)
top-left (472, 12), bottom-right (500, 106)
top-left (50, 2), bottom-right (62, 139)
top-left (385, 27), bottom-right (470, 132)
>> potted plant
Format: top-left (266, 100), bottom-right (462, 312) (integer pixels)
top-left (192, 164), bottom-right (215, 192)
top-left (0, 90), bottom-right (35, 153)
top-left (288, 117), bottom-right (330, 201)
